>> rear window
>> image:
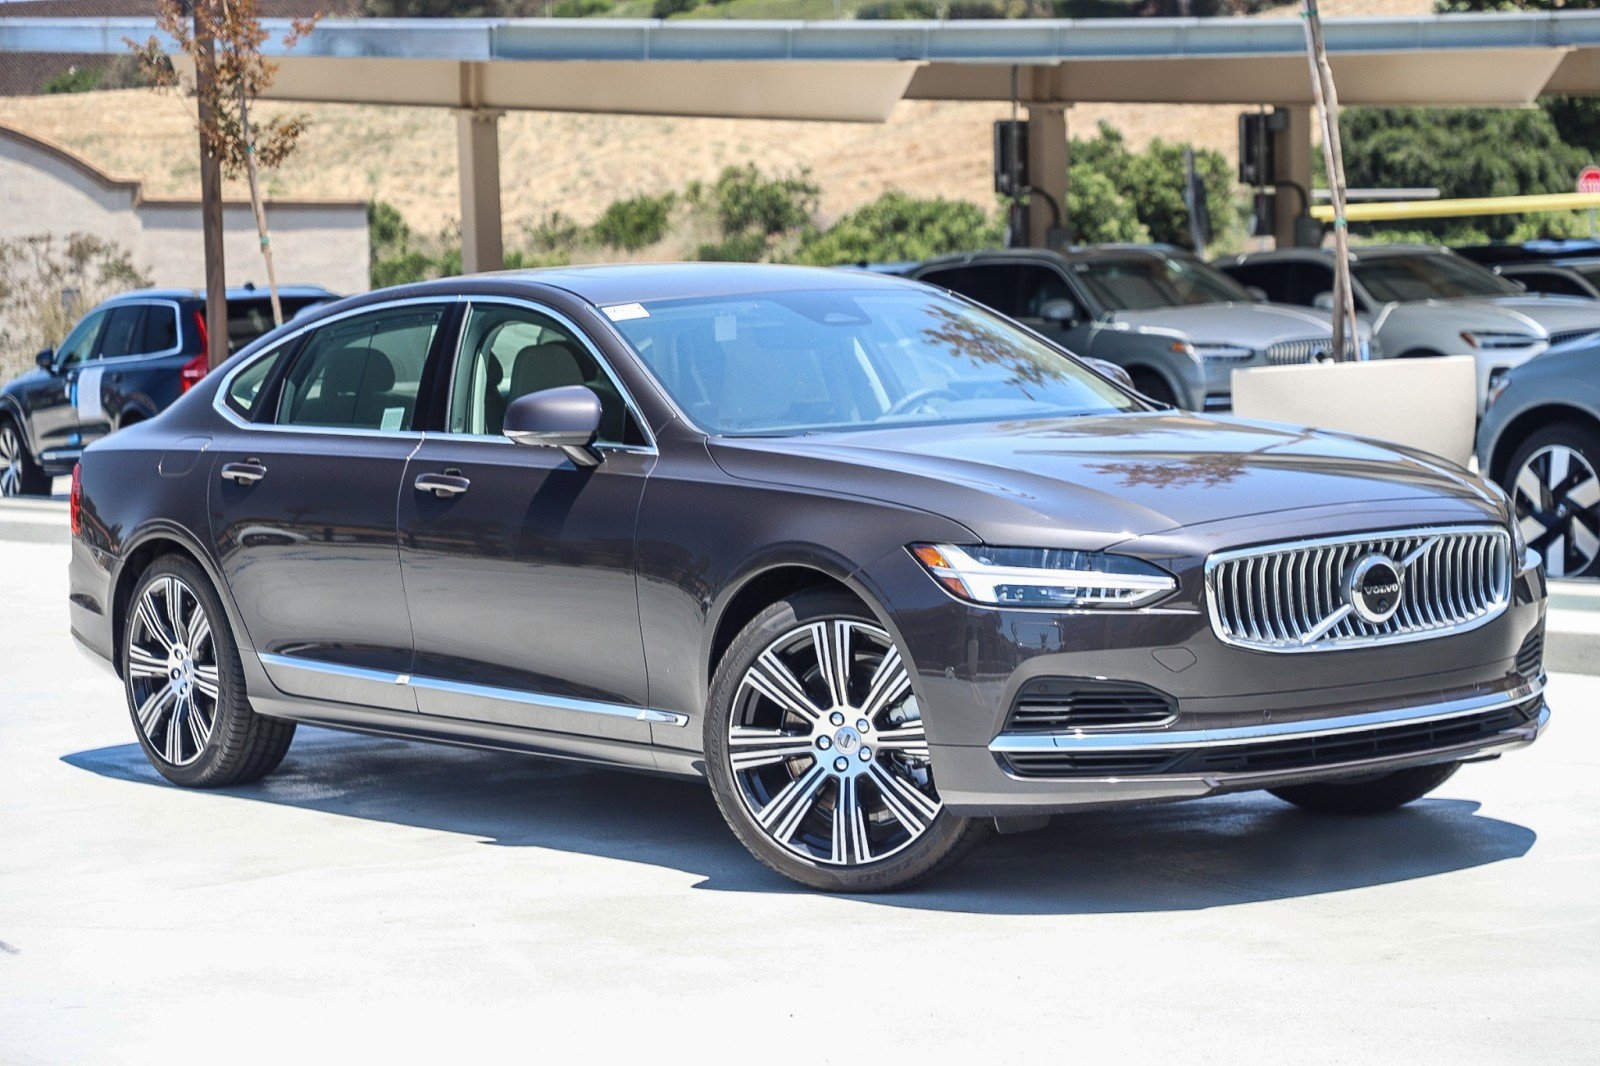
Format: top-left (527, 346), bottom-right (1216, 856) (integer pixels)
top-left (226, 296), bottom-right (329, 351)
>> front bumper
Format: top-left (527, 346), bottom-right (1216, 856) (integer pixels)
top-left (939, 678), bottom-right (1547, 815)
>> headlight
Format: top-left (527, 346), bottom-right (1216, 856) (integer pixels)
top-left (1486, 368), bottom-right (1513, 409)
top-left (1189, 343), bottom-right (1255, 363)
top-left (1460, 330), bottom-right (1539, 351)
top-left (1483, 480), bottom-right (1533, 567)
top-left (910, 544), bottom-right (1177, 609)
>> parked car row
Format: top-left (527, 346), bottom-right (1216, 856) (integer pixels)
top-left (0, 286), bottom-right (335, 496)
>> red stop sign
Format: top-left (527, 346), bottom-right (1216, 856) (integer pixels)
top-left (1579, 165), bottom-right (1600, 194)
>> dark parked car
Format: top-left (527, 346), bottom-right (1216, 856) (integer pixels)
top-left (69, 265), bottom-right (1549, 891)
top-left (1478, 335), bottom-right (1600, 578)
top-left (0, 285), bottom-right (334, 496)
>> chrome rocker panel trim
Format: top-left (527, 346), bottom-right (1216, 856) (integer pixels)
top-left (258, 652), bottom-right (690, 726)
top-left (988, 677), bottom-right (1545, 755)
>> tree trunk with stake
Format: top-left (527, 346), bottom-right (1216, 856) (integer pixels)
top-left (236, 88), bottom-right (283, 326)
top-left (1302, 0), bottom-right (1364, 362)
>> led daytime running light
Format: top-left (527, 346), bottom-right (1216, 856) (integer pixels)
top-left (910, 544), bottom-right (1176, 609)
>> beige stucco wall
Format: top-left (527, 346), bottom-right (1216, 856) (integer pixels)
top-left (0, 124), bottom-right (369, 296)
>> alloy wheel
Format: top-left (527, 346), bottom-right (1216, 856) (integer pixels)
top-left (0, 425), bottom-right (21, 498)
top-left (727, 619), bottom-right (938, 867)
top-left (127, 575), bottom-right (221, 766)
top-left (1514, 444), bottom-right (1600, 578)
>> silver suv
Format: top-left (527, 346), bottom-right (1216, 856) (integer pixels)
top-left (913, 247), bottom-right (1366, 411)
top-left (1217, 245), bottom-right (1600, 411)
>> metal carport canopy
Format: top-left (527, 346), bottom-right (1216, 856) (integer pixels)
top-left (9, 12), bottom-right (1600, 119)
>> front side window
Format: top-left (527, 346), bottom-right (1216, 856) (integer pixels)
top-left (608, 287), bottom-right (1140, 436)
top-left (1070, 254), bottom-right (1253, 310)
top-left (275, 305), bottom-right (444, 431)
top-left (1352, 254), bottom-right (1520, 302)
top-left (447, 303), bottom-right (637, 444)
top-left (56, 309), bottom-right (110, 369)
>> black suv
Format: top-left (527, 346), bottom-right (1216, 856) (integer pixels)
top-left (1, 286), bottom-right (334, 496)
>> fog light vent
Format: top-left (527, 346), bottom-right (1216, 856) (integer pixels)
top-left (1007, 679), bottom-right (1177, 734)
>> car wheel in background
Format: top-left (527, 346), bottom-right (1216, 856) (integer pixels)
top-left (1503, 423), bottom-right (1600, 578)
top-left (0, 420), bottom-right (51, 497)
top-left (1129, 369), bottom-right (1179, 408)
top-left (124, 555), bottom-right (295, 787)
top-left (705, 589), bottom-right (988, 891)
top-left (1268, 761), bottom-right (1460, 815)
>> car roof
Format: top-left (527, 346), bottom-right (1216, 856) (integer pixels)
top-left (384, 262), bottom-right (929, 307)
top-left (915, 244), bottom-right (1186, 271)
top-left (1222, 244), bottom-right (1448, 265)
top-left (99, 285), bottom-right (338, 304)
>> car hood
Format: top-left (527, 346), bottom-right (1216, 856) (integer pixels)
top-left (1483, 295), bottom-right (1600, 334)
top-left (1104, 302), bottom-right (1347, 348)
top-left (1387, 295), bottom-right (1600, 336)
top-left (708, 413), bottom-right (1504, 550)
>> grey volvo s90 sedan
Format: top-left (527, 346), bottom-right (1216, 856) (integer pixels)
top-left (68, 265), bottom-right (1548, 891)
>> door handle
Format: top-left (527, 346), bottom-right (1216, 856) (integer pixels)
top-left (414, 471), bottom-right (470, 499)
top-left (220, 460), bottom-right (268, 485)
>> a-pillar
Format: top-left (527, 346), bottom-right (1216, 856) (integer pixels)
top-left (1272, 105), bottom-right (1315, 248)
top-left (1025, 103), bottom-right (1069, 249)
top-left (456, 109), bottom-right (505, 273)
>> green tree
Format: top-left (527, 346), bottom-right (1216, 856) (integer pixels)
top-left (1067, 122), bottom-right (1235, 248)
top-left (1065, 167), bottom-right (1150, 243)
top-left (589, 193), bottom-right (676, 251)
top-left (792, 192), bottom-right (1003, 265)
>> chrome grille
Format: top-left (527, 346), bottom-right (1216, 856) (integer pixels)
top-left (1205, 526), bottom-right (1512, 653)
top-left (1265, 337), bottom-right (1328, 365)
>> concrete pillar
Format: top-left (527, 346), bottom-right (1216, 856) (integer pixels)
top-left (1025, 103), bottom-right (1070, 249)
top-left (1272, 105), bottom-right (1314, 249)
top-left (456, 109), bottom-right (505, 273)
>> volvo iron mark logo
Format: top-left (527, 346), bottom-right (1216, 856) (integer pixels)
top-left (1345, 554), bottom-right (1404, 624)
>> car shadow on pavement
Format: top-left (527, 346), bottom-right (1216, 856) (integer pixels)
top-left (63, 726), bottom-right (1537, 915)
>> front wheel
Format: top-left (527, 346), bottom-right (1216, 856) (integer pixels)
top-left (1502, 422), bottom-right (1600, 578)
top-left (1268, 761), bottom-right (1460, 815)
top-left (705, 590), bottom-right (987, 891)
top-left (123, 555), bottom-right (295, 788)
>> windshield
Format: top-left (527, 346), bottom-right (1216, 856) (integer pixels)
top-left (1352, 254), bottom-right (1520, 302)
top-left (1068, 254), bottom-right (1255, 310)
top-left (607, 288), bottom-right (1141, 436)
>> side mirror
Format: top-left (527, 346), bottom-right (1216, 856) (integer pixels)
top-left (1312, 291), bottom-right (1336, 311)
top-left (1039, 298), bottom-right (1081, 326)
top-left (1082, 357), bottom-right (1136, 392)
top-left (503, 385), bottom-right (604, 468)
top-left (1244, 286), bottom-right (1269, 303)
top-left (36, 349), bottom-right (55, 372)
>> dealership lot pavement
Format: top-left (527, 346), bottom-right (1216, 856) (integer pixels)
top-left (2, 538), bottom-right (1597, 1065)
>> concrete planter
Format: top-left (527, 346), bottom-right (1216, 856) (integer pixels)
top-left (1231, 356), bottom-right (1477, 466)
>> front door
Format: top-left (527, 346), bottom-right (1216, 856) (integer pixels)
top-left (397, 299), bottom-right (656, 743)
top-left (207, 301), bottom-right (451, 711)
top-left (27, 307), bottom-right (109, 459)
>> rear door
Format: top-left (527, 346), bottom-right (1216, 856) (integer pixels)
top-left (86, 301), bottom-right (185, 437)
top-left (396, 297), bottom-right (657, 742)
top-left (207, 299), bottom-right (454, 711)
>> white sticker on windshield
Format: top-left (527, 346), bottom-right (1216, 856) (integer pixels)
top-left (380, 407), bottom-right (405, 431)
top-left (602, 302), bottom-right (649, 322)
top-left (714, 313), bottom-right (737, 342)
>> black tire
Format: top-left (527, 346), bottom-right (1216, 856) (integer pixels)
top-left (704, 589), bottom-right (988, 892)
top-left (1129, 368), bottom-right (1180, 408)
top-left (0, 418), bottom-right (52, 497)
top-left (123, 554), bottom-right (295, 788)
top-left (1500, 421), bottom-right (1600, 579)
top-left (1268, 761), bottom-right (1460, 815)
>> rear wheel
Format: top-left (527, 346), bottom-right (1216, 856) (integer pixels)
top-left (705, 590), bottom-right (987, 891)
top-left (1269, 761), bottom-right (1459, 815)
top-left (123, 555), bottom-right (295, 787)
top-left (1502, 422), bottom-right (1600, 578)
top-left (0, 420), bottom-right (51, 497)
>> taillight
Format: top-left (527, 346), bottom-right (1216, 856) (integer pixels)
top-left (180, 350), bottom-right (208, 393)
top-left (70, 463), bottom-right (82, 537)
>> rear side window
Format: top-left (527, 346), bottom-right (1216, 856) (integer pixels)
top-left (226, 296), bottom-right (331, 351)
top-left (99, 306), bottom-right (146, 358)
top-left (275, 306), bottom-right (444, 431)
top-left (140, 305), bottom-right (179, 353)
top-left (919, 265), bottom-right (1025, 317)
top-left (224, 346), bottom-right (289, 419)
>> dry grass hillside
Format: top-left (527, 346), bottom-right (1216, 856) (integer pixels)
top-left (0, 0), bottom-right (1434, 238)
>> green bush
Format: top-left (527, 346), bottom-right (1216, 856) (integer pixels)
top-left (1065, 167), bottom-right (1150, 244)
top-left (793, 192), bottom-right (1003, 265)
top-left (551, 0), bottom-right (614, 14)
top-left (856, 0), bottom-right (942, 16)
top-left (695, 232), bottom-right (771, 263)
top-left (651, 0), bottom-right (700, 16)
top-left (589, 193), bottom-right (676, 251)
top-left (42, 65), bottom-right (101, 94)
top-left (702, 164), bottom-right (819, 239)
top-left (1068, 122), bottom-right (1235, 249)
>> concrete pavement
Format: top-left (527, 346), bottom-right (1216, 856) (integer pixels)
top-left (1, 538), bottom-right (1597, 1064)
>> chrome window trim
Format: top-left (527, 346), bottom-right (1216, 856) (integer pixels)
top-left (443, 295), bottom-right (659, 454)
top-left (210, 295), bottom-right (461, 435)
top-left (989, 677), bottom-right (1544, 754)
top-left (99, 300), bottom-right (185, 361)
top-left (258, 653), bottom-right (688, 726)
top-left (1203, 523), bottom-right (1513, 654)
